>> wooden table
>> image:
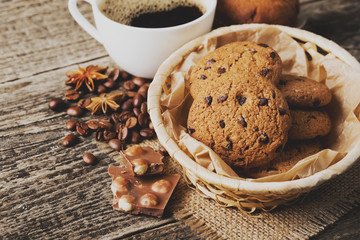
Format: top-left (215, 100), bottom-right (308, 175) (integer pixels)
top-left (1, 0), bottom-right (359, 239)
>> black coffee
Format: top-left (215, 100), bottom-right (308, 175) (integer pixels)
top-left (100, 0), bottom-right (204, 27)
top-left (130, 5), bottom-right (203, 28)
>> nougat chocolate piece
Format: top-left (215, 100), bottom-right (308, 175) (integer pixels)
top-left (108, 166), bottom-right (180, 218)
top-left (122, 146), bottom-right (164, 176)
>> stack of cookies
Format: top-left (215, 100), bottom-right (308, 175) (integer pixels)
top-left (187, 41), bottom-right (332, 177)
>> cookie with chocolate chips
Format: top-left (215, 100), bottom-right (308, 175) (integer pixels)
top-left (187, 42), bottom-right (291, 169)
top-left (245, 139), bottom-right (322, 178)
top-left (188, 41), bottom-right (282, 97)
top-left (277, 74), bottom-right (332, 108)
top-left (288, 109), bottom-right (331, 140)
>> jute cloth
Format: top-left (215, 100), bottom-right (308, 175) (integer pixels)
top-left (101, 140), bottom-right (359, 240)
top-left (170, 153), bottom-right (360, 240)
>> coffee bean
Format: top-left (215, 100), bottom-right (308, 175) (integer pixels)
top-left (133, 107), bottom-right (141, 116)
top-left (123, 80), bottom-right (136, 90)
top-left (48, 98), bottom-right (66, 111)
top-left (109, 139), bottom-right (123, 151)
top-left (83, 152), bottom-right (97, 165)
top-left (140, 102), bottom-right (147, 114)
top-left (121, 99), bottom-right (133, 111)
top-left (62, 133), bottom-right (77, 147)
top-left (109, 68), bottom-right (120, 81)
top-left (219, 120), bottom-right (225, 128)
top-left (114, 122), bottom-right (123, 132)
top-left (77, 98), bottom-right (91, 109)
top-left (130, 131), bottom-right (142, 144)
top-left (205, 96), bottom-right (212, 106)
top-left (111, 113), bottom-right (121, 124)
top-left (118, 111), bottom-right (134, 123)
top-left (66, 106), bottom-right (83, 117)
top-left (97, 84), bottom-right (107, 93)
top-left (98, 119), bottom-right (113, 130)
top-left (66, 119), bottom-right (78, 131)
top-left (132, 77), bottom-right (146, 86)
top-left (259, 133), bottom-right (269, 144)
top-left (118, 126), bottom-right (129, 141)
top-left (76, 121), bottom-right (90, 136)
top-left (64, 90), bottom-right (80, 101)
top-left (95, 128), bottom-right (104, 141)
top-left (217, 94), bottom-right (228, 103)
top-left (126, 91), bottom-right (137, 98)
top-left (137, 84), bottom-right (149, 98)
top-left (258, 97), bottom-right (268, 106)
top-left (139, 128), bottom-right (155, 139)
top-left (104, 80), bottom-right (117, 89)
top-left (125, 116), bottom-right (138, 129)
top-left (133, 93), bottom-right (144, 108)
top-left (86, 120), bottom-right (100, 130)
top-left (103, 130), bottom-right (117, 141)
top-left (138, 113), bottom-right (150, 128)
top-left (148, 121), bottom-right (154, 130)
top-left (120, 70), bottom-right (130, 80)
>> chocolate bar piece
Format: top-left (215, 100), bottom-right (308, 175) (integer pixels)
top-left (121, 146), bottom-right (164, 176)
top-left (108, 165), bottom-right (180, 218)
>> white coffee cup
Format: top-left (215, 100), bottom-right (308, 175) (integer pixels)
top-left (68, 0), bottom-right (217, 78)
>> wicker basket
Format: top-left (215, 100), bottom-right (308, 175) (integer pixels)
top-left (148, 24), bottom-right (360, 212)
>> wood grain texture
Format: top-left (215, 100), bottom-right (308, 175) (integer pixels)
top-left (0, 0), bottom-right (106, 83)
top-left (0, 0), bottom-right (359, 239)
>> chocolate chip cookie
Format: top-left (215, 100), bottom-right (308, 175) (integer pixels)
top-left (245, 139), bottom-right (322, 178)
top-left (288, 109), bottom-right (331, 140)
top-left (188, 41), bottom-right (282, 97)
top-left (277, 74), bottom-right (332, 107)
top-left (187, 42), bottom-right (291, 169)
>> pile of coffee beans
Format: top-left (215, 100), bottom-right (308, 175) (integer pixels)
top-left (49, 66), bottom-right (157, 164)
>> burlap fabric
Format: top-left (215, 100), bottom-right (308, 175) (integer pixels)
top-left (170, 157), bottom-right (360, 240)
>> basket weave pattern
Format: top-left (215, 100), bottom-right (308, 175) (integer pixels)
top-left (148, 24), bottom-right (360, 211)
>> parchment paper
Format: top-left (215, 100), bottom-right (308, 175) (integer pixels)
top-left (159, 26), bottom-right (360, 181)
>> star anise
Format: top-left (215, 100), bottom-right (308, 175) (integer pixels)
top-left (66, 65), bottom-right (108, 92)
top-left (86, 92), bottom-right (124, 114)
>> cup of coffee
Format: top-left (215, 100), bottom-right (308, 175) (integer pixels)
top-left (68, 0), bottom-right (217, 78)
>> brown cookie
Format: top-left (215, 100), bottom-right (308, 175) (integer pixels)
top-left (277, 74), bottom-right (332, 107)
top-left (188, 41), bottom-right (282, 97)
top-left (244, 139), bottom-right (322, 178)
top-left (288, 109), bottom-right (331, 140)
top-left (187, 76), bottom-right (291, 169)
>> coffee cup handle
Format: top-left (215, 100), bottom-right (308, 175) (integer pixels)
top-left (68, 0), bottom-right (103, 44)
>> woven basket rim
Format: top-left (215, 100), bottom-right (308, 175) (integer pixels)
top-left (148, 23), bottom-right (360, 195)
